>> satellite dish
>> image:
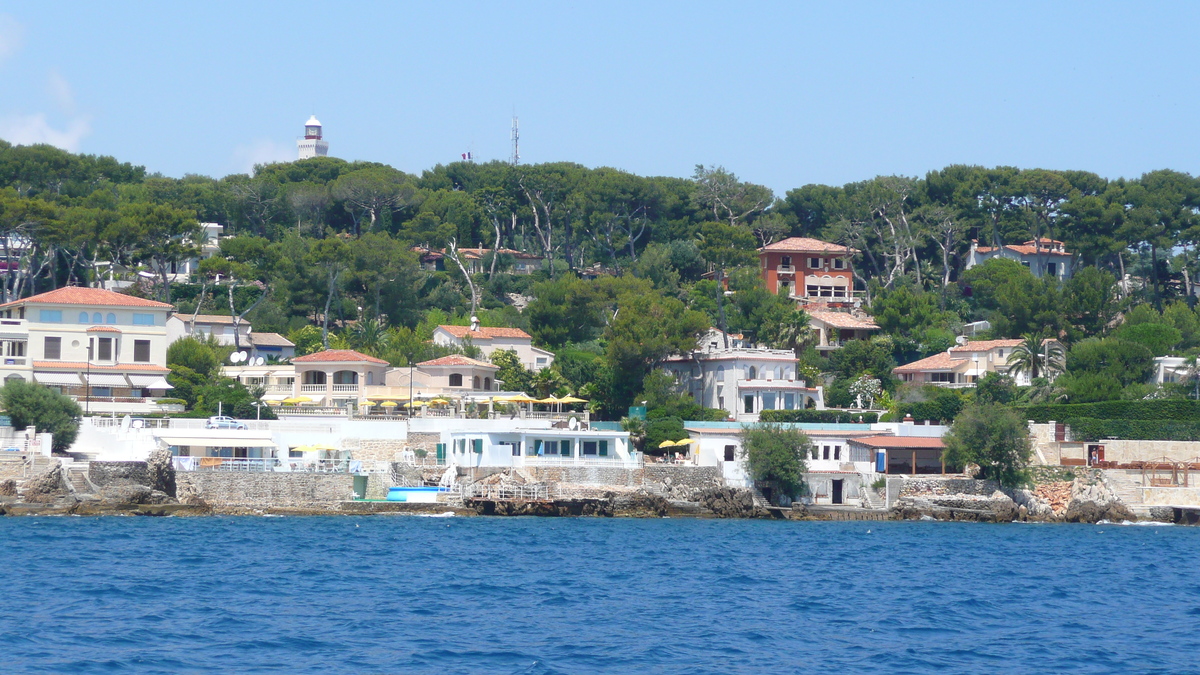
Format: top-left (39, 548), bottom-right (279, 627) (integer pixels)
top-left (255, 357), bottom-right (265, 366)
top-left (955, 336), bottom-right (968, 346)
top-left (569, 416), bottom-right (580, 431)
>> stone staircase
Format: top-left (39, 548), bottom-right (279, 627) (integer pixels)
top-left (65, 465), bottom-right (93, 495)
top-left (860, 485), bottom-right (886, 510)
top-left (1103, 469), bottom-right (1152, 518)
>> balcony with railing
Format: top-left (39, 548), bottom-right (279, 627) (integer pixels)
top-left (331, 383), bottom-right (360, 393)
top-left (300, 383), bottom-right (327, 393)
top-left (776, 265), bottom-right (795, 274)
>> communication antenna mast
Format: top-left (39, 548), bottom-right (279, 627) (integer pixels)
top-left (510, 116), bottom-right (520, 165)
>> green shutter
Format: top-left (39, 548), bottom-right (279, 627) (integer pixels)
top-left (599, 440), bottom-right (608, 456)
top-left (436, 443), bottom-right (446, 462)
top-left (561, 440), bottom-right (571, 457)
top-left (534, 439), bottom-right (543, 455)
top-left (473, 438), bottom-right (483, 453)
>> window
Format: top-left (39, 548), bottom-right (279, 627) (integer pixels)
top-left (781, 255), bottom-right (791, 268)
top-left (743, 394), bottom-right (754, 414)
top-left (484, 377), bottom-right (491, 390)
top-left (599, 440), bottom-right (609, 457)
top-left (784, 393), bottom-right (796, 410)
top-left (747, 366), bottom-right (757, 380)
top-left (1047, 262), bottom-right (1058, 276)
top-left (808, 257), bottom-right (821, 269)
top-left (536, 357), bottom-right (547, 367)
top-left (473, 376), bottom-right (481, 389)
top-left (449, 373), bottom-right (463, 387)
top-left (833, 258), bottom-right (845, 270)
top-left (106, 313), bottom-right (116, 324)
top-left (39, 310), bottom-right (63, 323)
top-left (96, 337), bottom-right (113, 361)
top-left (92, 387), bottom-right (112, 397)
top-left (509, 442), bottom-right (520, 457)
top-left (811, 447), bottom-right (819, 460)
top-left (134, 340), bottom-right (151, 363)
top-left (930, 372), bottom-right (956, 383)
top-left (560, 440), bottom-right (572, 457)
top-left (834, 446), bottom-right (841, 461)
top-left (44, 336), bottom-right (61, 360)
top-left (132, 313), bottom-right (155, 326)
top-left (92, 312), bottom-right (102, 324)
top-left (78, 312), bottom-right (89, 323)
top-left (761, 393), bottom-right (776, 410)
top-left (724, 445), bottom-right (736, 462)
top-left (823, 446), bottom-right (830, 460)
top-left (366, 371), bottom-right (374, 385)
top-left (582, 441), bottom-right (598, 456)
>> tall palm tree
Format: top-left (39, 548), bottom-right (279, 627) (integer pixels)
top-left (1006, 332), bottom-right (1065, 381)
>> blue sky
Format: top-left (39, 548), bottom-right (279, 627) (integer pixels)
top-left (1, 2), bottom-right (1197, 194)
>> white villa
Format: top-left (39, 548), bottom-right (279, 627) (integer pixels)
top-left (660, 329), bottom-right (824, 422)
top-left (809, 310), bottom-right (880, 353)
top-left (432, 319), bottom-right (554, 372)
top-left (966, 238), bottom-right (1074, 279)
top-left (0, 287), bottom-right (175, 413)
top-left (166, 314), bottom-right (294, 361)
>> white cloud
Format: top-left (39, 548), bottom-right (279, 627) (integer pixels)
top-left (47, 69), bottom-right (75, 112)
top-left (0, 113), bottom-right (90, 151)
top-left (228, 139), bottom-right (295, 175)
top-left (0, 14), bottom-right (22, 65)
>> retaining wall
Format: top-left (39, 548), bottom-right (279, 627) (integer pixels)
top-left (89, 461), bottom-right (150, 487)
top-left (176, 472), bottom-right (355, 508)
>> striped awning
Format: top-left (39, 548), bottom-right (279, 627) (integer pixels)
top-left (34, 372), bottom-right (82, 386)
top-left (86, 373), bottom-right (128, 386)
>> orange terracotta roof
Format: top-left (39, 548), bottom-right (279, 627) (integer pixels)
top-left (417, 355), bottom-right (497, 368)
top-left (892, 352), bottom-right (966, 373)
top-left (188, 314), bottom-right (239, 325)
top-left (33, 361), bottom-right (170, 372)
top-left (949, 339), bottom-right (1023, 353)
top-left (0, 286), bottom-right (174, 309)
top-left (437, 325), bottom-right (532, 340)
top-left (847, 435), bottom-right (945, 449)
top-left (760, 237), bottom-right (856, 254)
top-left (85, 325), bottom-right (121, 333)
top-left (809, 311), bottom-right (879, 330)
top-left (292, 349), bottom-right (387, 364)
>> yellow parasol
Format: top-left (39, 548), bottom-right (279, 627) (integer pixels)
top-left (676, 438), bottom-right (698, 446)
top-left (658, 439), bottom-right (677, 448)
top-left (557, 396), bottom-right (587, 404)
top-left (504, 394), bottom-right (538, 404)
top-left (429, 398), bottom-right (450, 405)
top-left (281, 396), bottom-right (310, 405)
top-left (265, 400), bottom-right (281, 406)
top-left (536, 397), bottom-right (560, 404)
top-left (380, 401), bottom-right (398, 408)
top-left (404, 401), bottom-right (428, 408)
top-left (359, 400), bottom-right (375, 407)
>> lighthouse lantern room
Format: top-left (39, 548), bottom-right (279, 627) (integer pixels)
top-left (297, 115), bottom-right (330, 160)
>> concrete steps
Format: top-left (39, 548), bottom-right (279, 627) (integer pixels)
top-left (65, 466), bottom-right (92, 495)
top-left (860, 485), bottom-right (885, 510)
top-left (1103, 470), bottom-right (1152, 517)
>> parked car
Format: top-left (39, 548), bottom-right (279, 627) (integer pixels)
top-left (205, 416), bottom-right (247, 430)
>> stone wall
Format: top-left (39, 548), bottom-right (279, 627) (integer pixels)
top-left (642, 466), bottom-right (723, 495)
top-left (0, 458), bottom-right (26, 480)
top-left (888, 476), bottom-right (1000, 507)
top-left (89, 461), bottom-right (150, 487)
top-left (528, 466), bottom-right (642, 487)
top-left (343, 438), bottom-right (407, 463)
top-left (406, 432), bottom-right (442, 459)
top-left (176, 472), bottom-right (355, 508)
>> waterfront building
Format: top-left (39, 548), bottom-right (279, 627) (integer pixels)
top-left (966, 238), bottom-right (1073, 279)
top-left (0, 287), bottom-right (175, 414)
top-left (167, 314), bottom-right (294, 361)
top-left (296, 116), bottom-right (329, 160)
top-left (847, 435), bottom-right (951, 475)
top-left (432, 318), bottom-right (554, 372)
top-left (893, 338), bottom-right (1064, 387)
top-left (660, 330), bottom-right (824, 422)
top-left (292, 349), bottom-right (389, 408)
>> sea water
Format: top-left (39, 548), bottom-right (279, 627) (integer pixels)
top-left (1, 516), bottom-right (1198, 674)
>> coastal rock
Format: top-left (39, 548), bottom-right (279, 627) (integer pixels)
top-left (697, 487), bottom-right (770, 519)
top-left (21, 464), bottom-right (70, 503)
top-left (146, 448), bottom-right (176, 497)
top-left (0, 479), bottom-right (15, 496)
top-left (1063, 475), bottom-right (1135, 523)
top-left (610, 490), bottom-right (668, 518)
top-left (98, 484), bottom-right (174, 505)
top-left (893, 490), bottom-right (1019, 522)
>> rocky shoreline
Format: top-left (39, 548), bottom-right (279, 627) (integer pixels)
top-left (0, 454), bottom-right (1187, 523)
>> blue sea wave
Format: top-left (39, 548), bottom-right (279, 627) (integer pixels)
top-left (1, 517), bottom-right (1198, 674)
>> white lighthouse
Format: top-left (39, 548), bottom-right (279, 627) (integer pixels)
top-left (296, 115), bottom-right (329, 160)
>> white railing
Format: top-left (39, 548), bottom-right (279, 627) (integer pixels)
top-left (464, 483), bottom-right (552, 500)
top-left (776, 265), bottom-right (795, 274)
top-left (275, 406), bottom-right (349, 417)
top-left (331, 384), bottom-right (359, 393)
top-left (300, 384), bottom-right (327, 393)
top-left (262, 384), bottom-right (292, 393)
top-left (521, 456), bottom-right (642, 468)
top-left (172, 457), bottom-right (390, 474)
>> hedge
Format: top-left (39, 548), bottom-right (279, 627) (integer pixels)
top-left (899, 397), bottom-right (964, 423)
top-left (759, 409), bottom-right (878, 424)
top-left (1016, 400), bottom-right (1200, 424)
top-left (1066, 417), bottom-right (1200, 442)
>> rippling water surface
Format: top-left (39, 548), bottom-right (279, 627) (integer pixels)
top-left (1, 516), bottom-right (1198, 674)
